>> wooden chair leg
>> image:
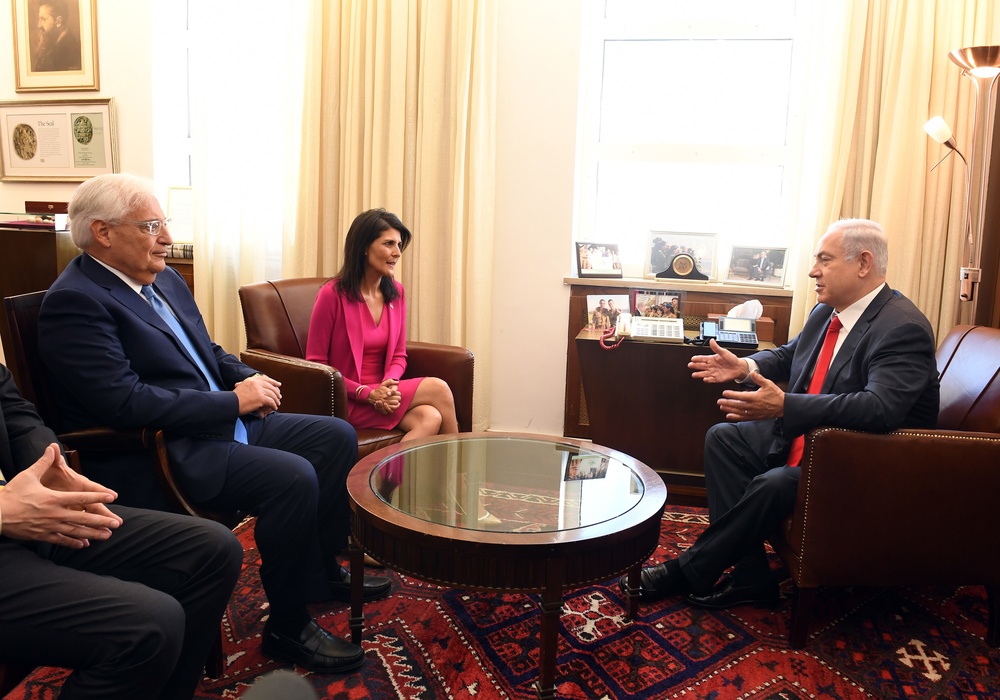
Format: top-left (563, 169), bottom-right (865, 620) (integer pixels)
top-left (787, 586), bottom-right (817, 649)
top-left (987, 584), bottom-right (999, 648)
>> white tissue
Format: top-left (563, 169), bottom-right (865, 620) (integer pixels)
top-left (727, 300), bottom-right (763, 319)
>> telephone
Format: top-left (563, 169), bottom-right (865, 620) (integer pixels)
top-left (601, 312), bottom-right (684, 349)
top-left (692, 316), bottom-right (759, 349)
top-left (615, 312), bottom-right (633, 337)
top-left (617, 313), bottom-right (684, 343)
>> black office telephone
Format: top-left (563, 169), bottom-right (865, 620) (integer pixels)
top-left (692, 317), bottom-right (759, 349)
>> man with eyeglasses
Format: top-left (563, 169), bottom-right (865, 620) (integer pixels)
top-left (37, 173), bottom-right (390, 675)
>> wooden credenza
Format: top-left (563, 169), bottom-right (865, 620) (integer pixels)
top-left (564, 277), bottom-right (793, 503)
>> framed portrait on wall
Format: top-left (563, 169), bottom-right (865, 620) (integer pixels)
top-left (724, 246), bottom-right (788, 286)
top-left (12, 0), bottom-right (100, 92)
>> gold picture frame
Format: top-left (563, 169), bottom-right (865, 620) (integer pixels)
top-left (12, 0), bottom-right (99, 92)
top-left (0, 98), bottom-right (118, 182)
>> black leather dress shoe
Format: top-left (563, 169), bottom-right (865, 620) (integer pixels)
top-left (329, 566), bottom-right (392, 602)
top-left (685, 577), bottom-right (780, 610)
top-left (618, 561), bottom-right (690, 602)
top-left (261, 619), bottom-right (364, 673)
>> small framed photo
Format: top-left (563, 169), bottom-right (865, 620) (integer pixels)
top-left (724, 246), bottom-right (788, 286)
top-left (632, 289), bottom-right (684, 318)
top-left (564, 454), bottom-right (610, 481)
top-left (585, 293), bottom-right (629, 331)
top-left (12, 0), bottom-right (100, 92)
top-left (0, 98), bottom-right (118, 182)
top-left (575, 242), bottom-right (623, 278)
top-left (647, 231), bottom-right (717, 280)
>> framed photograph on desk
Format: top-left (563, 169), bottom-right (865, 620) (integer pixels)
top-left (647, 231), bottom-right (716, 280)
top-left (725, 246), bottom-right (787, 286)
top-left (585, 294), bottom-right (629, 331)
top-left (632, 289), bottom-right (684, 319)
top-left (575, 242), bottom-right (622, 278)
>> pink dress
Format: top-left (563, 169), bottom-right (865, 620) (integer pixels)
top-left (349, 307), bottom-right (422, 430)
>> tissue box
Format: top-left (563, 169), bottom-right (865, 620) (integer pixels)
top-left (709, 314), bottom-right (774, 343)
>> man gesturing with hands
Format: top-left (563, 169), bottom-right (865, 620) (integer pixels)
top-left (622, 219), bottom-right (939, 610)
top-left (38, 174), bottom-right (391, 675)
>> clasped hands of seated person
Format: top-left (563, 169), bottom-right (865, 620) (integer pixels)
top-left (368, 379), bottom-right (401, 415)
top-left (688, 338), bottom-right (785, 422)
top-left (0, 443), bottom-right (122, 548)
top-left (235, 373), bottom-right (282, 418)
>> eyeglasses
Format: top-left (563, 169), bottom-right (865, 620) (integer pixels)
top-left (112, 218), bottom-right (172, 236)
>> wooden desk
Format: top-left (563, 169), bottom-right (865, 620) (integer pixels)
top-left (563, 278), bottom-right (792, 440)
top-left (576, 329), bottom-right (774, 502)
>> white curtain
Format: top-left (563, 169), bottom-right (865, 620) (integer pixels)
top-left (789, 0), bottom-right (1000, 341)
top-left (187, 1), bottom-right (311, 353)
top-left (288, 0), bottom-right (496, 428)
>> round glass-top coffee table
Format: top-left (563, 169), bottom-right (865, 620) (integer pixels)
top-left (346, 432), bottom-right (666, 699)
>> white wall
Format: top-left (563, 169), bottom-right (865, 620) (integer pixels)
top-left (0, 1), bottom-right (584, 438)
top-left (490, 0), bottom-right (582, 434)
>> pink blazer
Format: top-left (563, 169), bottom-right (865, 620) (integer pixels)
top-left (305, 279), bottom-right (408, 399)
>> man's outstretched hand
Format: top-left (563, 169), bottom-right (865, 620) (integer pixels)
top-left (688, 338), bottom-right (747, 383)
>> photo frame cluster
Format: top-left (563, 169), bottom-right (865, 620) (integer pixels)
top-left (4, 2), bottom-right (116, 183)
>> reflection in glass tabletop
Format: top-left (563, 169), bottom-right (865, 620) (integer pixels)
top-left (369, 436), bottom-right (644, 533)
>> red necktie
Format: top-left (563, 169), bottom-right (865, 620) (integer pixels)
top-left (787, 314), bottom-right (843, 467)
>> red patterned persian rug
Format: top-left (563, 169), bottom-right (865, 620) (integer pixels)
top-left (8, 507), bottom-right (998, 699)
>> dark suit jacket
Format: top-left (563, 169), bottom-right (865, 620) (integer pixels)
top-left (38, 254), bottom-right (258, 507)
top-left (0, 364), bottom-right (57, 481)
top-left (744, 284), bottom-right (939, 467)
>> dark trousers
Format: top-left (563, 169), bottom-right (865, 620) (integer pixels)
top-left (198, 412), bottom-right (357, 623)
top-left (678, 421), bottom-right (800, 593)
top-left (0, 506), bottom-right (242, 700)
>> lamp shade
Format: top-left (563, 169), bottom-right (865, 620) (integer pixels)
top-left (949, 45), bottom-right (1000, 79)
top-left (924, 116), bottom-right (953, 144)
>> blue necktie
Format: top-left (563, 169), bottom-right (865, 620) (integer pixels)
top-left (141, 285), bottom-right (248, 444)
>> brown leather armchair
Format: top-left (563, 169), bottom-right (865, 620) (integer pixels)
top-left (238, 277), bottom-right (475, 460)
top-left (771, 324), bottom-right (1000, 648)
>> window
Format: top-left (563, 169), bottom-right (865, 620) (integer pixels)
top-left (575, 0), bottom-right (808, 281)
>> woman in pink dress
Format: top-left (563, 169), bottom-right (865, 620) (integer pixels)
top-left (306, 209), bottom-right (458, 439)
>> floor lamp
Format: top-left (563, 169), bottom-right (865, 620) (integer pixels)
top-left (924, 45), bottom-right (1000, 325)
